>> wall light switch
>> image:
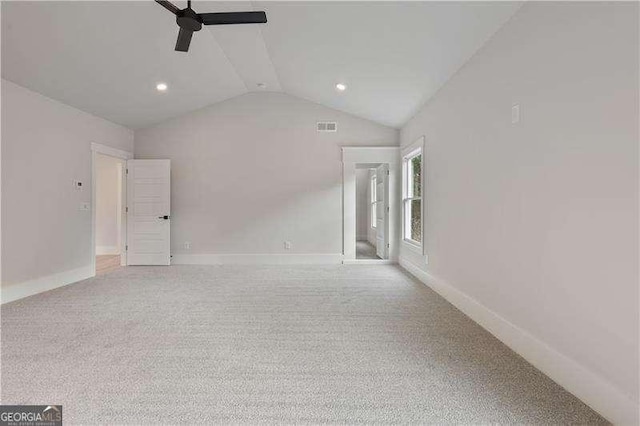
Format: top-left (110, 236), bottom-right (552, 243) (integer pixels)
top-left (73, 180), bottom-right (84, 190)
top-left (284, 241), bottom-right (292, 250)
top-left (511, 104), bottom-right (521, 124)
top-left (79, 202), bottom-right (90, 211)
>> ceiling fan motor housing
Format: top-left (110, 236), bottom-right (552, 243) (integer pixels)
top-left (155, 0), bottom-right (267, 52)
top-left (177, 8), bottom-right (202, 32)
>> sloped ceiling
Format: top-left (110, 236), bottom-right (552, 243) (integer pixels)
top-left (1, 1), bottom-right (522, 129)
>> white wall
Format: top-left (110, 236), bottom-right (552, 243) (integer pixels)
top-left (95, 153), bottom-right (122, 254)
top-left (135, 92), bottom-right (398, 260)
top-left (355, 169), bottom-right (370, 240)
top-left (1, 79), bottom-right (133, 294)
top-left (399, 2), bottom-right (638, 423)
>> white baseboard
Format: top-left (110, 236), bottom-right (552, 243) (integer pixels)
top-left (399, 257), bottom-right (639, 426)
top-left (1, 265), bottom-right (94, 304)
top-left (343, 259), bottom-right (395, 265)
top-left (96, 246), bottom-right (120, 255)
top-left (172, 253), bottom-right (344, 265)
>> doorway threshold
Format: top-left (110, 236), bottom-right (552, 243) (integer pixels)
top-left (343, 259), bottom-right (396, 265)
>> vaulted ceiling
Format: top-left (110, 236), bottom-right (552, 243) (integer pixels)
top-left (1, 1), bottom-right (521, 129)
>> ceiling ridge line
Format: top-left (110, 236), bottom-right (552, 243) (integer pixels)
top-left (203, 28), bottom-right (249, 93)
top-left (253, 1), bottom-right (284, 92)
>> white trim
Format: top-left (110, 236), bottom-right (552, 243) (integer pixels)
top-left (401, 136), bottom-right (425, 158)
top-left (116, 162), bottom-right (125, 265)
top-left (343, 259), bottom-right (396, 265)
top-left (342, 146), bottom-right (400, 262)
top-left (172, 254), bottom-right (344, 265)
top-left (1, 265), bottom-right (94, 304)
top-left (91, 143), bottom-right (133, 271)
top-left (96, 246), bottom-right (120, 255)
top-left (402, 239), bottom-right (423, 254)
top-left (399, 257), bottom-right (639, 426)
top-left (91, 142), bottom-right (133, 161)
top-left (401, 136), bottom-right (426, 255)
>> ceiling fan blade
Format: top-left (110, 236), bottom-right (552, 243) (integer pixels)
top-left (199, 11), bottom-right (267, 26)
top-left (175, 28), bottom-right (193, 52)
top-left (155, 0), bottom-right (180, 15)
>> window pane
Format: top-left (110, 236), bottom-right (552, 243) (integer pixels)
top-left (410, 199), bottom-right (421, 242)
top-left (411, 155), bottom-right (421, 197)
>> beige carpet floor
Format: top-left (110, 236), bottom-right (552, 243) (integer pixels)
top-left (1, 265), bottom-right (606, 424)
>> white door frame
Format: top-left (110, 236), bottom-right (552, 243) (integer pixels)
top-left (342, 147), bottom-right (400, 263)
top-left (375, 163), bottom-right (389, 260)
top-left (91, 143), bottom-right (133, 274)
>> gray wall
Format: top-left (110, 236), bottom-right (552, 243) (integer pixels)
top-left (1, 79), bottom-right (133, 286)
top-left (135, 92), bottom-right (398, 257)
top-left (400, 1), bottom-right (638, 413)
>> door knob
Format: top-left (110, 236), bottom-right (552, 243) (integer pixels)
top-left (158, 215), bottom-right (170, 220)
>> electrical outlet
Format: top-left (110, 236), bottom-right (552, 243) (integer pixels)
top-left (79, 202), bottom-right (90, 211)
top-left (184, 241), bottom-right (191, 250)
top-left (284, 241), bottom-right (292, 250)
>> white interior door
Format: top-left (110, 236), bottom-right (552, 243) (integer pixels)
top-left (376, 164), bottom-right (388, 259)
top-left (126, 160), bottom-right (171, 265)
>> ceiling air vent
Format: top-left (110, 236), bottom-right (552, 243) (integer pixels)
top-left (317, 121), bottom-right (338, 132)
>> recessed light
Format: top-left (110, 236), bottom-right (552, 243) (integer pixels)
top-left (156, 82), bottom-right (168, 92)
top-left (336, 83), bottom-right (347, 91)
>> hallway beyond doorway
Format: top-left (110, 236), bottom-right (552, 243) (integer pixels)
top-left (356, 240), bottom-right (380, 260)
top-left (96, 255), bottom-right (122, 275)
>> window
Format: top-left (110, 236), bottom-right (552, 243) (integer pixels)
top-left (402, 148), bottom-right (422, 245)
top-left (370, 175), bottom-right (377, 228)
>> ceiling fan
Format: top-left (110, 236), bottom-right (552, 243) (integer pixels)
top-left (155, 0), bottom-right (267, 52)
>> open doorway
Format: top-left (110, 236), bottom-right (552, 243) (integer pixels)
top-left (95, 153), bottom-right (125, 275)
top-left (342, 147), bottom-right (399, 263)
top-left (91, 142), bottom-right (132, 275)
top-left (355, 163), bottom-right (388, 260)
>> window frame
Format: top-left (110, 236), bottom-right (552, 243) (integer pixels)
top-left (402, 138), bottom-right (424, 250)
